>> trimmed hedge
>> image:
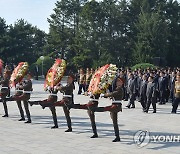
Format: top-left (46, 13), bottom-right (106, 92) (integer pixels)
top-left (132, 63), bottom-right (156, 70)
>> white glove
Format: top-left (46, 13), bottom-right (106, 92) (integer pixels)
top-left (47, 86), bottom-right (51, 91)
top-left (54, 86), bottom-right (57, 90)
top-left (100, 94), bottom-right (105, 98)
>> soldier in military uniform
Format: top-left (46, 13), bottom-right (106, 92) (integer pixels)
top-left (14, 81), bottom-right (25, 121)
top-left (85, 68), bottom-right (92, 92)
top-left (70, 93), bottom-right (100, 138)
top-left (8, 73), bottom-right (33, 123)
top-left (78, 68), bottom-right (86, 94)
top-left (0, 67), bottom-right (11, 117)
top-left (94, 77), bottom-right (124, 142)
top-left (171, 74), bottom-right (180, 113)
top-left (40, 74), bottom-right (75, 132)
top-left (28, 87), bottom-right (58, 128)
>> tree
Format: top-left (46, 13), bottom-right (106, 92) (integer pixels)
top-left (165, 0), bottom-right (180, 66)
top-left (133, 0), bottom-right (169, 64)
top-left (0, 17), bottom-right (8, 63)
top-left (1, 19), bottom-right (46, 64)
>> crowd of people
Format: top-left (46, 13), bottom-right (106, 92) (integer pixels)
top-left (0, 65), bottom-right (180, 143)
top-left (77, 67), bottom-right (180, 114)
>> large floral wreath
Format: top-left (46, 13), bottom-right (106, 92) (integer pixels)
top-left (44, 59), bottom-right (66, 89)
top-left (88, 64), bottom-right (118, 95)
top-left (10, 62), bottom-right (29, 87)
top-left (0, 59), bottom-right (3, 74)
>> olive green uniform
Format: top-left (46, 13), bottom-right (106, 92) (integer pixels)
top-left (0, 78), bottom-right (10, 117)
top-left (12, 80), bottom-right (33, 122)
top-left (95, 86), bottom-right (124, 141)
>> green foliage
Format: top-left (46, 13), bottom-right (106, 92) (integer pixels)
top-left (133, 0), bottom-right (169, 64)
top-left (34, 56), bottom-right (54, 76)
top-left (132, 63), bottom-right (156, 70)
top-left (0, 18), bottom-right (46, 65)
top-left (29, 63), bottom-right (37, 76)
top-left (1, 0), bottom-right (180, 68)
top-left (165, 0), bottom-right (180, 67)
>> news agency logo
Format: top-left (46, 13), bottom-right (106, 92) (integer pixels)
top-left (134, 130), bottom-right (180, 148)
top-left (134, 130), bottom-right (150, 148)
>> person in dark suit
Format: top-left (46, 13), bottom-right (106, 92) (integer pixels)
top-left (123, 70), bottom-right (129, 101)
top-left (165, 71), bottom-right (170, 102)
top-left (139, 74), bottom-right (148, 111)
top-left (119, 70), bottom-right (126, 100)
top-left (137, 72), bottom-right (143, 101)
top-left (126, 73), bottom-right (137, 108)
top-left (144, 76), bottom-right (156, 113)
top-left (169, 72), bottom-right (176, 103)
top-left (158, 72), bottom-right (168, 105)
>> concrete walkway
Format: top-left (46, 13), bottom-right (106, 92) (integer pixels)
top-left (0, 80), bottom-right (179, 154)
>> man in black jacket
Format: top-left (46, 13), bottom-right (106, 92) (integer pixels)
top-left (139, 74), bottom-right (148, 111)
top-left (136, 72), bottom-right (143, 102)
top-left (158, 72), bottom-right (168, 105)
top-left (169, 71), bottom-right (176, 104)
top-left (144, 76), bottom-right (157, 113)
top-left (126, 73), bottom-right (137, 108)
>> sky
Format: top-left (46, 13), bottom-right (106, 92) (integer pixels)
top-left (0, 0), bottom-right (179, 33)
top-left (0, 0), bottom-right (57, 33)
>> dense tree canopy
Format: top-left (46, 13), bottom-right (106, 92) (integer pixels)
top-left (0, 0), bottom-right (180, 71)
top-left (0, 18), bottom-right (46, 65)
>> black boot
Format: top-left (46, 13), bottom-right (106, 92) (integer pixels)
top-left (125, 105), bottom-right (131, 108)
top-left (18, 118), bottom-right (25, 121)
top-left (40, 102), bottom-right (54, 109)
top-left (24, 120), bottom-right (31, 123)
top-left (65, 128), bottom-right (72, 132)
top-left (112, 136), bottom-right (120, 142)
top-left (2, 114), bottom-right (8, 117)
top-left (131, 105), bottom-right (135, 108)
top-left (28, 101), bottom-right (34, 106)
top-left (91, 134), bottom-right (98, 138)
top-left (51, 125), bottom-right (58, 129)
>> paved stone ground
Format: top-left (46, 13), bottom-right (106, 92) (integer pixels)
top-left (0, 80), bottom-right (180, 154)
